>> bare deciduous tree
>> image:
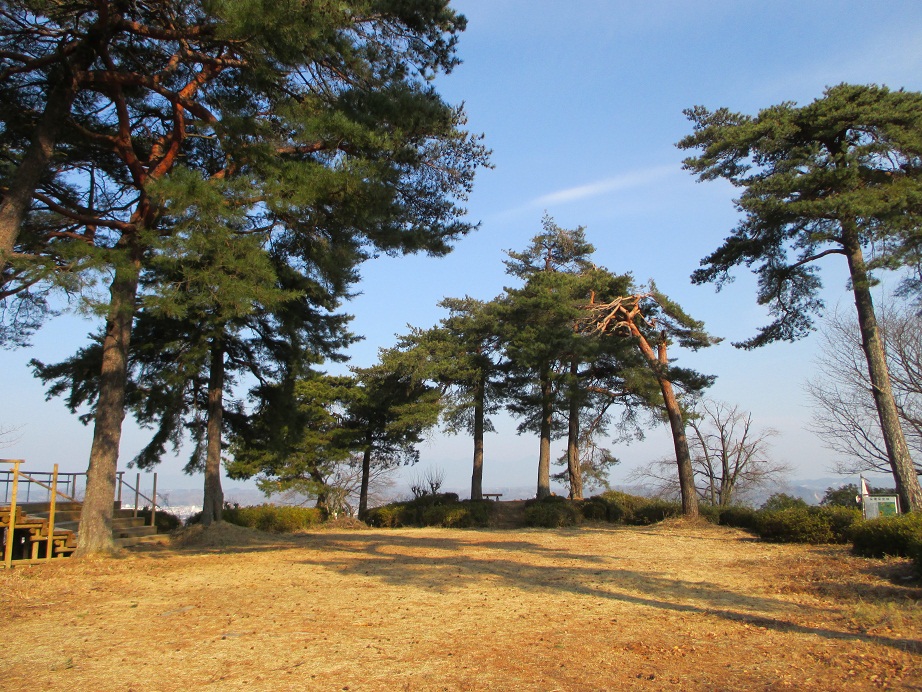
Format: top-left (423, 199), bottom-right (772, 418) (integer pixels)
top-left (632, 399), bottom-right (787, 506)
top-left (0, 423), bottom-right (22, 450)
top-left (806, 306), bottom-right (922, 477)
top-left (267, 455), bottom-right (398, 519)
top-left (410, 467), bottom-right (446, 499)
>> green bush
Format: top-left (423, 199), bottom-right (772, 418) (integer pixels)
top-left (137, 507), bottom-right (182, 532)
top-left (595, 491), bottom-right (650, 524)
top-left (760, 493), bottom-right (809, 512)
top-left (579, 497), bottom-right (610, 521)
top-left (755, 507), bottom-right (833, 543)
top-left (715, 505), bottom-right (759, 530)
top-left (222, 504), bottom-right (323, 533)
top-left (365, 496), bottom-right (491, 528)
top-left (696, 504), bottom-right (721, 524)
top-left (850, 513), bottom-right (922, 558)
top-left (420, 501), bottom-right (491, 528)
top-left (632, 499), bottom-right (682, 525)
top-left (753, 506), bottom-right (860, 544)
top-left (523, 497), bottom-right (583, 528)
top-left (364, 503), bottom-right (408, 528)
top-left (823, 506), bottom-right (863, 542)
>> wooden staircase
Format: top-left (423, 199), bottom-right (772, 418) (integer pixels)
top-left (2, 501), bottom-right (163, 563)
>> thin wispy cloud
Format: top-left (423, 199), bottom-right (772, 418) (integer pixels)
top-left (533, 165), bottom-right (677, 206)
top-left (495, 164), bottom-right (678, 221)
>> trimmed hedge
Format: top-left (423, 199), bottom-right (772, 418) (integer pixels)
top-left (222, 504), bottom-right (323, 533)
top-left (524, 496), bottom-right (583, 528)
top-left (588, 491), bottom-right (681, 525)
top-left (714, 505), bottom-right (759, 531)
top-left (754, 506), bottom-right (860, 544)
top-left (850, 513), bottom-right (922, 558)
top-left (364, 494), bottom-right (491, 528)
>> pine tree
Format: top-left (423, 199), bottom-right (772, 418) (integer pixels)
top-left (9, 2), bottom-right (489, 553)
top-left (582, 285), bottom-right (718, 517)
top-left (395, 296), bottom-right (505, 500)
top-left (499, 216), bottom-right (600, 499)
top-left (679, 83), bottom-right (922, 512)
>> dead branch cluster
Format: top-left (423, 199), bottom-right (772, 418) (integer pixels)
top-left (581, 291), bottom-right (654, 337)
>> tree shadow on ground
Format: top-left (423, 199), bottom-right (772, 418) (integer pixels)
top-left (287, 529), bottom-right (922, 655)
top-left (127, 524), bottom-right (921, 653)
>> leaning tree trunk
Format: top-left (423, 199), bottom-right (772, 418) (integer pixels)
top-left (470, 375), bottom-right (485, 501)
top-left (201, 340), bottom-right (225, 526)
top-left (567, 358), bottom-right (583, 500)
top-left (75, 246), bottom-right (141, 556)
top-left (536, 364), bottom-right (553, 499)
top-left (631, 327), bottom-right (698, 518)
top-left (845, 230), bottom-right (922, 513)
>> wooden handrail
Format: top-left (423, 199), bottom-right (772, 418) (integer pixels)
top-left (2, 460), bottom-right (163, 566)
top-left (9, 471), bottom-right (77, 503)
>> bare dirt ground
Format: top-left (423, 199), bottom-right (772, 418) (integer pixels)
top-left (2, 519), bottom-right (921, 691)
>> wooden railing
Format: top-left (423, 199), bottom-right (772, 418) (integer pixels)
top-left (1, 460), bottom-right (161, 568)
top-left (0, 459), bottom-right (72, 568)
top-left (116, 471), bottom-right (159, 528)
top-left (1, 467), bottom-right (85, 504)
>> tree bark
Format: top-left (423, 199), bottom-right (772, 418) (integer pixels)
top-left (0, 71), bottom-right (80, 263)
top-left (75, 246), bottom-right (141, 555)
top-left (201, 340), bottom-right (225, 526)
top-left (567, 358), bottom-right (583, 500)
top-left (536, 365), bottom-right (553, 499)
top-left (358, 439), bottom-right (372, 520)
top-left (631, 327), bottom-right (698, 517)
top-left (844, 230), bottom-right (922, 513)
top-left (470, 375), bottom-right (485, 500)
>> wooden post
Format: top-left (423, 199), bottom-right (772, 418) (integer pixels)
top-left (3, 460), bottom-right (23, 569)
top-left (46, 464), bottom-right (59, 562)
top-left (116, 472), bottom-right (123, 505)
top-left (133, 472), bottom-right (140, 518)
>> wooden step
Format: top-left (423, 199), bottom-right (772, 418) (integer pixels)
top-left (113, 524), bottom-right (158, 539)
top-left (115, 533), bottom-right (168, 548)
top-left (112, 516), bottom-right (146, 528)
top-left (3, 500), bottom-right (165, 562)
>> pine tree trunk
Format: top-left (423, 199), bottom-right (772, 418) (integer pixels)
top-left (844, 231), bottom-right (922, 513)
top-left (358, 441), bottom-right (372, 520)
top-left (630, 326), bottom-right (699, 518)
top-left (75, 247), bottom-right (141, 556)
top-left (201, 341), bottom-right (225, 527)
top-left (470, 375), bottom-right (485, 500)
top-left (0, 66), bottom-right (81, 263)
top-left (567, 358), bottom-right (583, 500)
top-left (311, 468), bottom-right (329, 517)
top-left (537, 365), bottom-right (552, 499)
top-left (661, 377), bottom-right (698, 517)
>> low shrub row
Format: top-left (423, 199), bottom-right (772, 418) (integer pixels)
top-left (750, 505), bottom-right (861, 544)
top-left (849, 512), bottom-right (922, 558)
top-left (364, 493), bottom-right (492, 528)
top-left (221, 504), bottom-right (323, 533)
top-left (523, 495), bottom-right (584, 527)
top-left (521, 492), bottom-right (685, 528)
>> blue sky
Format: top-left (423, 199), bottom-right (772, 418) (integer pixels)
top-left (4, 1), bottom-right (922, 498)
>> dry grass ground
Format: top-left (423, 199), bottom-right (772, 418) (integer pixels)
top-left (1, 520), bottom-right (921, 691)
